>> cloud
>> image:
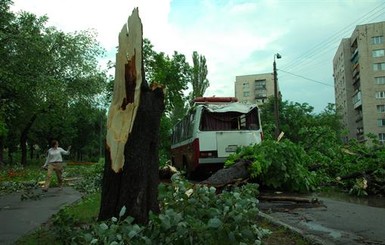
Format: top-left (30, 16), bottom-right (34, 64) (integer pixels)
top-left (11, 0), bottom-right (385, 113)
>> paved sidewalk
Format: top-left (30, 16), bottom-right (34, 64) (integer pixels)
top-left (0, 187), bottom-right (82, 245)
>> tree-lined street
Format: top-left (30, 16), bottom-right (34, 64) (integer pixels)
top-left (1, 1), bottom-right (385, 244)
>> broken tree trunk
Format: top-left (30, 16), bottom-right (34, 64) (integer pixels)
top-left (98, 8), bottom-right (164, 224)
top-left (200, 159), bottom-right (251, 187)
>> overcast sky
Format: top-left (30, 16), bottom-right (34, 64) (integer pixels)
top-left (11, 0), bottom-right (385, 113)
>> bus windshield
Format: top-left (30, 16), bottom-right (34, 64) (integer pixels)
top-left (199, 106), bottom-right (260, 131)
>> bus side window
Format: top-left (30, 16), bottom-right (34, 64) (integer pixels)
top-left (240, 114), bottom-right (246, 129)
top-left (187, 112), bottom-right (194, 138)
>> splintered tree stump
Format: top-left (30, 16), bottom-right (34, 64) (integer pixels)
top-left (98, 8), bottom-right (164, 224)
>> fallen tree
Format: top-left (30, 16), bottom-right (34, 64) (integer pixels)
top-left (200, 159), bottom-right (251, 187)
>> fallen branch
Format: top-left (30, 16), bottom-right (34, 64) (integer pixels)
top-left (258, 195), bottom-right (320, 204)
top-left (200, 159), bottom-right (251, 187)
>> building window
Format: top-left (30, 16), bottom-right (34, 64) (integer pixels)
top-left (376, 91), bottom-right (385, 99)
top-left (375, 76), bottom-right (385, 84)
top-left (379, 133), bottom-right (385, 144)
top-left (255, 92), bottom-right (267, 98)
top-left (255, 79), bottom-right (266, 89)
top-left (377, 105), bottom-right (385, 112)
top-left (242, 82), bottom-right (249, 90)
top-left (243, 91), bottom-right (250, 97)
top-left (373, 63), bottom-right (385, 71)
top-left (353, 92), bottom-right (361, 104)
top-left (373, 49), bottom-right (385, 57)
top-left (372, 36), bottom-right (384, 45)
top-left (378, 119), bottom-right (385, 126)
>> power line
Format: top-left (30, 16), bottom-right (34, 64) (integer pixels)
top-left (281, 7), bottom-right (385, 73)
top-left (278, 69), bottom-right (334, 87)
top-left (280, 2), bottom-right (385, 71)
top-left (280, 2), bottom-right (385, 72)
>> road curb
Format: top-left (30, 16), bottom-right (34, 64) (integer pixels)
top-left (258, 211), bottom-right (329, 245)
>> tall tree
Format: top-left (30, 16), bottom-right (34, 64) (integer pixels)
top-left (189, 51), bottom-right (209, 104)
top-left (1, 6), bottom-right (107, 165)
top-left (0, 0), bottom-right (15, 165)
top-left (143, 39), bottom-right (191, 161)
top-left (260, 97), bottom-right (342, 147)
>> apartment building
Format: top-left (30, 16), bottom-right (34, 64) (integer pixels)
top-left (333, 21), bottom-right (385, 143)
top-left (234, 73), bottom-right (276, 106)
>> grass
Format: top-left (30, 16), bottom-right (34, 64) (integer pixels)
top-left (65, 192), bottom-right (101, 223)
top-left (258, 216), bottom-right (312, 245)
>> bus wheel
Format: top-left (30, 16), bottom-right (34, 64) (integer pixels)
top-left (182, 163), bottom-right (188, 178)
top-left (181, 162), bottom-right (193, 179)
top-left (171, 157), bottom-right (176, 166)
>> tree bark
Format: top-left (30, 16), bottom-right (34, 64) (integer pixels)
top-left (98, 8), bottom-right (164, 224)
top-left (258, 195), bottom-right (320, 204)
top-left (99, 86), bottom-right (164, 223)
top-left (200, 159), bottom-right (251, 187)
top-left (0, 137), bottom-right (4, 168)
top-left (20, 113), bottom-right (37, 165)
top-left (0, 137), bottom-right (4, 166)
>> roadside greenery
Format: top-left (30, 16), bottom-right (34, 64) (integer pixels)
top-left (226, 139), bottom-right (317, 193)
top-left (12, 165), bottom-right (279, 245)
top-left (2, 162), bottom-right (308, 245)
top-left (225, 137), bottom-right (385, 196)
top-left (0, 159), bottom-right (103, 197)
top-left (74, 175), bottom-right (270, 245)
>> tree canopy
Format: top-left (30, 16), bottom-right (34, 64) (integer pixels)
top-left (189, 51), bottom-right (209, 105)
top-left (0, 1), bottom-right (108, 165)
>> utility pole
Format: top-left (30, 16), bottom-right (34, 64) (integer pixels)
top-left (273, 53), bottom-right (281, 139)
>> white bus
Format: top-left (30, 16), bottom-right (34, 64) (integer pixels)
top-left (170, 97), bottom-right (263, 177)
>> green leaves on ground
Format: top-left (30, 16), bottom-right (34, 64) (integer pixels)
top-left (52, 175), bottom-right (270, 245)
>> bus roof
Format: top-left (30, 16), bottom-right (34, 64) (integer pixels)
top-left (193, 97), bottom-right (238, 103)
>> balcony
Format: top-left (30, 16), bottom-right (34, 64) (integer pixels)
top-left (355, 115), bottom-right (363, 122)
top-left (353, 74), bottom-right (360, 84)
top-left (255, 95), bottom-right (267, 100)
top-left (351, 48), bottom-right (358, 61)
top-left (352, 91), bottom-right (362, 109)
top-left (352, 66), bottom-right (360, 78)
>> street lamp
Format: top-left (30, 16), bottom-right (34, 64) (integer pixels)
top-left (273, 53), bottom-right (281, 139)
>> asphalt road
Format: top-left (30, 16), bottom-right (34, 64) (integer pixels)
top-left (0, 187), bottom-right (82, 245)
top-left (259, 197), bottom-right (385, 245)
